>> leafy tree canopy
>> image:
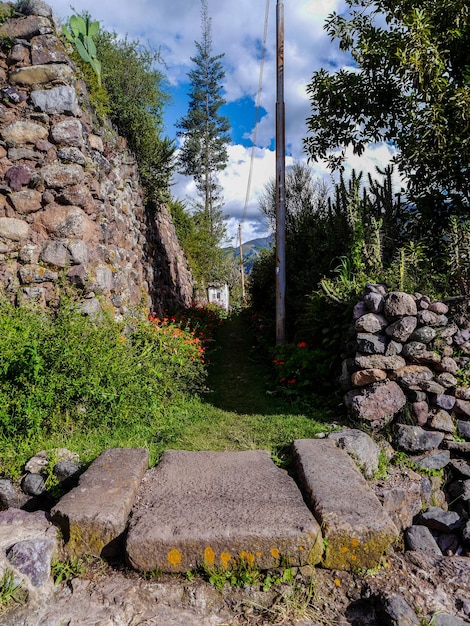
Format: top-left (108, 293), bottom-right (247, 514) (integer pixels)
top-left (304, 0), bottom-right (470, 205)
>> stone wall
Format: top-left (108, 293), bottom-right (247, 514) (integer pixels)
top-left (342, 284), bottom-right (470, 443)
top-left (0, 0), bottom-right (193, 318)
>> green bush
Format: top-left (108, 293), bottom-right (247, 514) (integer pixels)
top-left (0, 299), bottom-right (206, 443)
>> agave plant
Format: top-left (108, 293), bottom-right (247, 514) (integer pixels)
top-left (62, 13), bottom-right (102, 86)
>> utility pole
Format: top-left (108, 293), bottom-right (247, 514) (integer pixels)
top-left (275, 0), bottom-right (286, 345)
top-left (238, 223), bottom-right (246, 301)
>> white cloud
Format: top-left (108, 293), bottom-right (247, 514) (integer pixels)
top-left (48, 0), bottom-right (400, 245)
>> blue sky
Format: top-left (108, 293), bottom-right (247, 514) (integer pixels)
top-left (48, 0), bottom-right (396, 245)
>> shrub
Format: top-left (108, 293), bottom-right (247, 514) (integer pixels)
top-left (0, 298), bottom-right (207, 442)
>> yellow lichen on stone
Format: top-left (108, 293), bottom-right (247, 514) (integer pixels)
top-left (220, 552), bottom-right (231, 569)
top-left (239, 551), bottom-right (255, 566)
top-left (167, 548), bottom-right (182, 568)
top-left (204, 546), bottom-right (215, 567)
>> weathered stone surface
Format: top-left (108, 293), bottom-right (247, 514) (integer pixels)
top-left (374, 468), bottom-right (427, 531)
top-left (6, 538), bottom-right (55, 587)
top-left (5, 165), bottom-right (33, 191)
top-left (31, 34), bottom-right (68, 65)
top-left (0, 479), bottom-right (28, 510)
top-left (68, 240), bottom-right (88, 265)
top-left (412, 401), bottom-right (429, 426)
top-left (40, 240), bottom-right (71, 267)
top-left (31, 86), bottom-right (79, 115)
top-left (455, 400), bottom-right (470, 419)
top-left (392, 365), bottom-right (436, 388)
top-left (436, 375), bottom-right (458, 391)
top-left (0, 217), bottom-right (29, 241)
top-left (21, 473), bottom-right (45, 496)
top-left (53, 460), bottom-right (81, 483)
top-left (9, 189), bottom-right (42, 214)
top-left (35, 204), bottom-right (92, 239)
top-left (126, 449), bottom-right (322, 573)
top-left (292, 439), bottom-right (398, 570)
top-left (344, 381), bottom-right (407, 429)
top-left (18, 264), bottom-right (58, 284)
top-left (24, 450), bottom-right (49, 474)
top-left (395, 425), bottom-right (444, 453)
top-left (384, 292), bottom-right (417, 319)
top-left (51, 448), bottom-right (148, 558)
top-left (449, 459), bottom-right (470, 478)
top-left (355, 313), bottom-right (388, 333)
top-left (417, 310), bottom-right (442, 326)
top-left (0, 509), bottom-right (58, 554)
top-left (417, 380), bottom-right (446, 395)
top-left (382, 594), bottom-right (422, 626)
top-left (8, 146), bottom-right (43, 161)
top-left (457, 420), bottom-right (470, 440)
top-left (428, 302), bottom-right (449, 315)
top-left (1, 120), bottom-right (48, 145)
top-left (420, 507), bottom-right (461, 533)
top-left (57, 146), bottom-right (86, 165)
top-left (351, 368), bottom-right (387, 387)
top-left (355, 354), bottom-right (406, 370)
top-left (402, 342), bottom-right (441, 366)
top-left (412, 450), bottom-right (451, 471)
top-left (356, 332), bottom-right (387, 354)
top-left (386, 316), bottom-right (418, 342)
top-left (363, 291), bottom-right (384, 313)
top-left (437, 357), bottom-right (459, 374)
top-left (455, 387), bottom-right (470, 401)
top-left (9, 63), bottom-right (74, 85)
top-left (327, 428), bottom-right (380, 478)
top-left (428, 409), bottom-right (455, 433)
top-left (51, 118), bottom-right (84, 147)
top-left (41, 163), bottom-right (84, 188)
top-left (405, 525), bottom-right (441, 555)
top-left (385, 340), bottom-right (403, 356)
top-left (410, 326), bottom-right (437, 344)
top-left (0, 15), bottom-right (52, 39)
top-left (433, 614), bottom-right (470, 626)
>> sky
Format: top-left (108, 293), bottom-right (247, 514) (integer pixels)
top-left (47, 0), bottom-right (397, 245)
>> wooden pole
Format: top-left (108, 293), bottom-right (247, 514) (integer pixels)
top-left (275, 0), bottom-right (286, 345)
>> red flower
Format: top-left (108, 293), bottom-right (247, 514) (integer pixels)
top-left (298, 341), bottom-right (308, 348)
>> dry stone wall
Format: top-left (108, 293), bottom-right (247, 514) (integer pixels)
top-left (342, 285), bottom-right (469, 432)
top-left (0, 0), bottom-right (193, 318)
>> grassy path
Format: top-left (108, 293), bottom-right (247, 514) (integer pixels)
top-left (168, 314), bottom-right (333, 458)
top-left (205, 314), bottom-right (285, 414)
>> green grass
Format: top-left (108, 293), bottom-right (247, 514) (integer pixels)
top-left (0, 307), bottom-right (335, 480)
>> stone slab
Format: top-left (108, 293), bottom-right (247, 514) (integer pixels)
top-left (125, 450), bottom-right (323, 573)
top-left (292, 439), bottom-right (399, 570)
top-left (51, 448), bottom-right (148, 558)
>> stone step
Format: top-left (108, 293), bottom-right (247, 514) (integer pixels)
top-left (51, 448), bottom-right (148, 558)
top-left (292, 439), bottom-right (399, 570)
top-left (125, 449), bottom-right (323, 573)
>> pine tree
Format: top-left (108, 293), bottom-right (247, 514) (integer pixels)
top-left (176, 0), bottom-right (231, 284)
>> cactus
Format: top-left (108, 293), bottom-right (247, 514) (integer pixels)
top-left (62, 13), bottom-right (102, 86)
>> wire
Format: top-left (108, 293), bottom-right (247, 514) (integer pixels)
top-left (240, 0), bottom-right (270, 231)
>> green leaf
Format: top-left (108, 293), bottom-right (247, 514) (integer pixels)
top-left (61, 24), bottom-right (75, 43)
top-left (83, 35), bottom-right (97, 58)
top-left (87, 20), bottom-right (100, 38)
top-left (74, 37), bottom-right (92, 64)
top-left (69, 15), bottom-right (86, 38)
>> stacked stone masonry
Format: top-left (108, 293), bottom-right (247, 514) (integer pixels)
top-left (342, 285), bottom-right (470, 440)
top-left (0, 1), bottom-right (193, 317)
